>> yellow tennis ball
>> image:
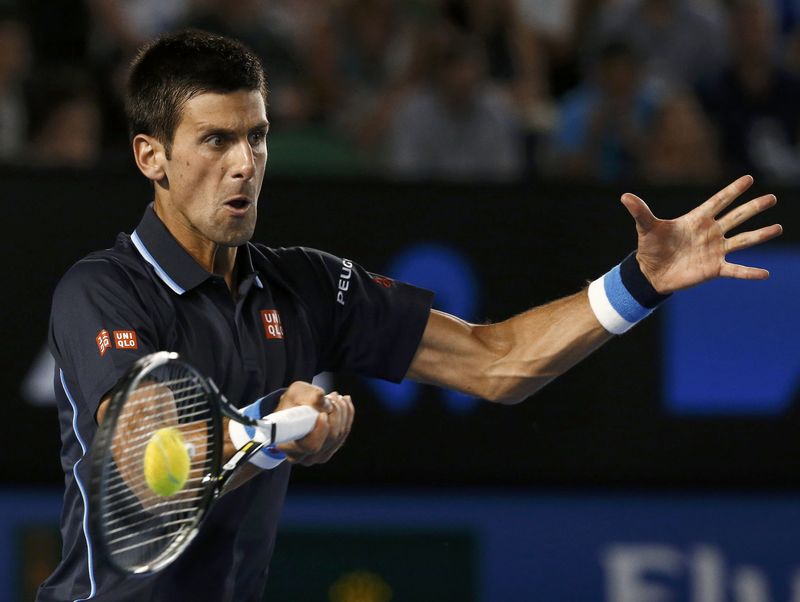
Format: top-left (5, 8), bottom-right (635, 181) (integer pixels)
top-left (143, 427), bottom-right (190, 497)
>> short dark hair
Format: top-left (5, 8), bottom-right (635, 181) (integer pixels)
top-left (126, 29), bottom-right (267, 154)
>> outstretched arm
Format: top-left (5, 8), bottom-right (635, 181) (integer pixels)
top-left (407, 176), bottom-right (782, 403)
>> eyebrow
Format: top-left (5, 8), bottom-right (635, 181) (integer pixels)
top-left (195, 121), bottom-right (270, 136)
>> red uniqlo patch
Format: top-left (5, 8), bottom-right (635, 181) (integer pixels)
top-left (260, 309), bottom-right (284, 340)
top-left (96, 329), bottom-right (111, 357)
top-left (371, 275), bottom-right (394, 288)
top-left (113, 330), bottom-right (139, 350)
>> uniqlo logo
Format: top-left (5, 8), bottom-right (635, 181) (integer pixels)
top-left (113, 330), bottom-right (138, 350)
top-left (96, 330), bottom-right (111, 357)
top-left (371, 275), bottom-right (394, 288)
top-left (261, 309), bottom-right (284, 340)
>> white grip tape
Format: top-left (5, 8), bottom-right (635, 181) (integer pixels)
top-left (228, 404), bottom-right (321, 470)
top-left (263, 405), bottom-right (320, 444)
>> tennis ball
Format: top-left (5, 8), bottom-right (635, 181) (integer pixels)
top-left (143, 427), bottom-right (190, 497)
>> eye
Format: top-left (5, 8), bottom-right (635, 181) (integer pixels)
top-left (206, 134), bottom-right (225, 147)
top-left (248, 131), bottom-right (266, 147)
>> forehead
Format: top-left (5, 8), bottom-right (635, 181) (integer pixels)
top-left (176, 90), bottom-right (267, 133)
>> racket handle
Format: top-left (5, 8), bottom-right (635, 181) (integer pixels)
top-left (261, 405), bottom-right (320, 445)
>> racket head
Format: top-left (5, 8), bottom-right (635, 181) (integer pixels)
top-left (89, 351), bottom-right (222, 575)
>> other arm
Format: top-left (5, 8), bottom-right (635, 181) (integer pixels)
top-left (408, 176), bottom-right (782, 403)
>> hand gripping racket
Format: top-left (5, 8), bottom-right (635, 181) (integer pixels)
top-left (88, 351), bottom-right (319, 575)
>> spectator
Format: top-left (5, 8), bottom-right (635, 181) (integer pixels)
top-left (587, 0), bottom-right (728, 88)
top-left (187, 0), bottom-right (313, 124)
top-left (641, 89), bottom-right (721, 183)
top-left (443, 0), bottom-right (556, 169)
top-left (697, 0), bottom-right (800, 180)
top-left (387, 28), bottom-right (523, 181)
top-left (84, 0), bottom-right (191, 163)
top-left (27, 70), bottom-right (102, 168)
top-left (88, 0), bottom-right (190, 57)
top-left (334, 0), bottom-right (423, 150)
top-left (23, 0), bottom-right (90, 68)
top-left (549, 40), bottom-right (661, 181)
top-left (516, 0), bottom-right (580, 98)
top-left (0, 9), bottom-right (30, 162)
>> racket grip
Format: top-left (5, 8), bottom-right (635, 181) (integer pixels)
top-left (262, 405), bottom-right (320, 444)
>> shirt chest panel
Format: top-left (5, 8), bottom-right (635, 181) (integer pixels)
top-left (152, 281), bottom-right (318, 408)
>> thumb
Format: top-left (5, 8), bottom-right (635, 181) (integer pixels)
top-left (620, 193), bottom-right (657, 232)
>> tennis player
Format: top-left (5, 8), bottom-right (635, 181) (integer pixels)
top-left (37, 29), bottom-right (782, 602)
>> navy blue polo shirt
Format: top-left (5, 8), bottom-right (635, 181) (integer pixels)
top-left (38, 205), bottom-right (433, 602)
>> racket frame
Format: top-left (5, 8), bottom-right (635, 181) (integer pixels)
top-left (90, 352), bottom-right (224, 574)
top-left (89, 351), bottom-right (309, 576)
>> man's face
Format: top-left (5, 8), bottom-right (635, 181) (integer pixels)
top-left (159, 89), bottom-right (268, 249)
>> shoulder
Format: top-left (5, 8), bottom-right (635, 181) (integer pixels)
top-left (52, 236), bottom-right (150, 304)
top-left (251, 244), bottom-right (345, 276)
top-left (55, 252), bottom-right (124, 296)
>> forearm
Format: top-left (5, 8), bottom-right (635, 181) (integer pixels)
top-left (478, 291), bottom-right (613, 402)
top-left (407, 291), bottom-right (612, 404)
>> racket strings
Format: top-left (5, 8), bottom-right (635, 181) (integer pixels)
top-left (111, 403), bottom-right (213, 442)
top-left (109, 529), bottom-right (197, 556)
top-left (105, 492), bottom-right (206, 538)
top-left (98, 363), bottom-right (217, 572)
top-left (105, 516), bottom-right (198, 544)
top-left (102, 477), bottom-right (206, 506)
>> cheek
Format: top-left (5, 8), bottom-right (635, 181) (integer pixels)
top-left (175, 161), bottom-right (211, 190)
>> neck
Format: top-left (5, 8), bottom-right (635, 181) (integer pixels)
top-left (153, 198), bottom-right (238, 289)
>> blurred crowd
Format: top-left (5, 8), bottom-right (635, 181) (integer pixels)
top-left (3, 0), bottom-right (800, 183)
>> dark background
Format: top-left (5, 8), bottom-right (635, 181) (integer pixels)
top-left (3, 165), bottom-right (796, 492)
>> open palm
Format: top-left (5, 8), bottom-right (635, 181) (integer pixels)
top-left (621, 176), bottom-right (783, 294)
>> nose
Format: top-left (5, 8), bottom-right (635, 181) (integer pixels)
top-left (232, 139), bottom-right (256, 180)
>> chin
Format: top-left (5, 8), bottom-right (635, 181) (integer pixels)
top-left (222, 228), bottom-right (256, 247)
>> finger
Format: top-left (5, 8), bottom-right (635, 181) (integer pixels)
top-left (717, 194), bottom-right (777, 233)
top-left (719, 262), bottom-right (770, 280)
top-left (725, 224), bottom-right (783, 253)
top-left (317, 394), bottom-right (334, 413)
top-left (701, 175), bottom-right (754, 218)
top-left (335, 394), bottom-right (353, 436)
top-left (327, 394), bottom-right (350, 440)
top-left (620, 193), bottom-right (658, 231)
top-left (309, 395), bottom-right (354, 464)
top-left (341, 395), bottom-right (354, 438)
top-left (326, 394), bottom-right (346, 438)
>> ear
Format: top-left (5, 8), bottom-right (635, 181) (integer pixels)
top-left (132, 134), bottom-right (167, 182)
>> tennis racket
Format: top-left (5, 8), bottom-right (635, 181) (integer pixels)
top-left (88, 351), bottom-right (319, 575)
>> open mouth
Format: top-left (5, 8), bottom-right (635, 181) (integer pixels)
top-left (224, 197), bottom-right (253, 211)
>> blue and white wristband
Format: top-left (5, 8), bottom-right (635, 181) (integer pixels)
top-left (228, 389), bottom-right (288, 470)
top-left (588, 252), bottom-right (671, 334)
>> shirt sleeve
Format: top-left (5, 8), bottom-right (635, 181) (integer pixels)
top-left (49, 256), bottom-right (160, 418)
top-left (273, 247), bottom-right (434, 382)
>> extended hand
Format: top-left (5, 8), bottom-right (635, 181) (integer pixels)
top-left (275, 382), bottom-right (354, 466)
top-left (621, 175), bottom-right (783, 294)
